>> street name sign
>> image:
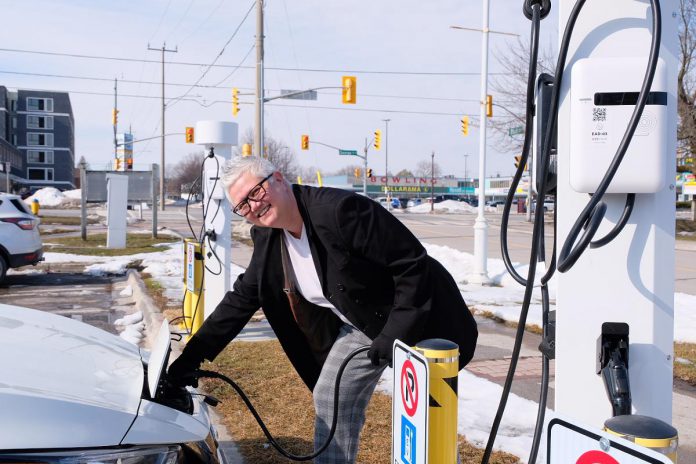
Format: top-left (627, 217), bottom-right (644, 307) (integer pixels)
top-left (392, 340), bottom-right (429, 464)
top-left (339, 149), bottom-right (358, 156)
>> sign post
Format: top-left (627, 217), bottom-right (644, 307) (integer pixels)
top-left (393, 340), bottom-right (429, 464)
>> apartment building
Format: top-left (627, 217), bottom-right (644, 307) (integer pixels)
top-left (0, 86), bottom-right (75, 192)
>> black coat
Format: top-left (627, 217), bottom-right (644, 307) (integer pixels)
top-left (189, 185), bottom-right (478, 390)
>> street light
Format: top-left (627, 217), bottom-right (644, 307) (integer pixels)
top-left (383, 119), bottom-right (391, 209)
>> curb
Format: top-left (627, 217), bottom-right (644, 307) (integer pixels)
top-left (126, 268), bottom-right (245, 464)
top-left (126, 269), bottom-right (164, 350)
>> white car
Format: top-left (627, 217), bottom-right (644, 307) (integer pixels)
top-left (0, 193), bottom-right (43, 282)
top-left (0, 304), bottom-right (224, 464)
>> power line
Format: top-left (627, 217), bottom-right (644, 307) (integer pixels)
top-left (0, 47), bottom-right (502, 76)
top-left (0, 69), bottom-right (480, 103)
top-left (167, 0), bottom-right (255, 108)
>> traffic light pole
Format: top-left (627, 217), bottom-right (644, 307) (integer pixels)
top-left (255, 0), bottom-right (265, 159)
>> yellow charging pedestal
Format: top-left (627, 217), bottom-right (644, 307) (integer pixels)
top-left (182, 239), bottom-right (204, 338)
top-left (604, 415), bottom-right (679, 462)
top-left (415, 339), bottom-right (459, 464)
top-left (31, 199), bottom-right (40, 215)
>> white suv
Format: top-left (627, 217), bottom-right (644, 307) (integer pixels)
top-left (0, 193), bottom-right (43, 282)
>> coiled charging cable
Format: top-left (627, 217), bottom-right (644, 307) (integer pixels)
top-left (196, 346), bottom-right (370, 461)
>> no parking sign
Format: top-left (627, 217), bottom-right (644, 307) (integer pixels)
top-left (392, 340), bottom-right (429, 464)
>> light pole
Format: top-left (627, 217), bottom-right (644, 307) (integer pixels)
top-left (383, 119), bottom-right (391, 208)
top-left (470, 0), bottom-right (492, 284)
top-left (430, 151), bottom-right (435, 213)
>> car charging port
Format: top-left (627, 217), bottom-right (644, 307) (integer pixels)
top-left (597, 322), bottom-right (631, 416)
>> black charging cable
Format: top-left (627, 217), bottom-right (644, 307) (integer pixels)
top-left (195, 346), bottom-right (370, 461)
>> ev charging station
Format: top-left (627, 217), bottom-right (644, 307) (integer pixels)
top-left (194, 120), bottom-right (237, 321)
top-left (554, 0), bottom-right (678, 428)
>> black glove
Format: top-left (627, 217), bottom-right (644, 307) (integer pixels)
top-left (367, 333), bottom-right (395, 367)
top-left (167, 345), bottom-right (204, 388)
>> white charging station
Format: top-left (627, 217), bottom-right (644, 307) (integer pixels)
top-left (555, 0), bottom-right (678, 428)
top-left (194, 120), bottom-right (238, 321)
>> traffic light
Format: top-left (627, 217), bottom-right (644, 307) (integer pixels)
top-left (461, 116), bottom-right (469, 136)
top-left (486, 95), bottom-right (493, 118)
top-left (126, 158), bottom-right (133, 170)
top-left (342, 76), bottom-right (357, 104)
top-left (232, 87), bottom-right (240, 116)
top-left (354, 168), bottom-right (361, 178)
top-left (373, 130), bottom-right (381, 150)
top-left (114, 158), bottom-right (122, 171)
top-left (301, 134), bottom-right (309, 150)
top-left (242, 143), bottom-right (252, 156)
top-left (514, 155), bottom-right (527, 170)
top-left (367, 168), bottom-right (373, 177)
top-left (185, 127), bottom-right (194, 143)
top-left (112, 109), bottom-right (118, 125)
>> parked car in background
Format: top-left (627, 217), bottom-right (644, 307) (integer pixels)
top-left (0, 193), bottom-right (43, 282)
top-left (486, 200), bottom-right (506, 208)
top-left (531, 199), bottom-right (555, 212)
top-left (406, 198), bottom-right (423, 208)
top-left (0, 305), bottom-right (224, 463)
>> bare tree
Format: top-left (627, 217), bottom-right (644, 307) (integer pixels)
top-left (238, 128), bottom-right (301, 180)
top-left (396, 169), bottom-right (414, 177)
top-left (489, 37), bottom-right (557, 153)
top-left (415, 160), bottom-right (442, 178)
top-left (329, 164), bottom-right (364, 176)
top-left (168, 152), bottom-right (205, 197)
top-left (679, 0), bottom-right (696, 158)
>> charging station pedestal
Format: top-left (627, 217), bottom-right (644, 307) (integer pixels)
top-left (555, 0), bottom-right (678, 427)
top-left (195, 120), bottom-right (237, 321)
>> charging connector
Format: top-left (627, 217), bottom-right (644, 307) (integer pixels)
top-left (597, 322), bottom-right (631, 416)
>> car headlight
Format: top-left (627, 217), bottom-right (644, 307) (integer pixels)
top-left (0, 445), bottom-right (181, 464)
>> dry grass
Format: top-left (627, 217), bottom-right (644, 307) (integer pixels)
top-left (677, 219), bottom-right (696, 241)
top-left (675, 342), bottom-right (696, 386)
top-left (44, 233), bottom-right (179, 256)
top-left (200, 340), bottom-right (520, 464)
top-left (38, 215), bottom-right (99, 226)
top-left (477, 309), bottom-right (543, 335)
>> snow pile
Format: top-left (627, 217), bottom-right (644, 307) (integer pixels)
top-left (114, 310), bottom-right (145, 345)
top-left (408, 200), bottom-right (477, 214)
top-left (119, 285), bottom-right (133, 297)
top-left (25, 187), bottom-right (81, 207)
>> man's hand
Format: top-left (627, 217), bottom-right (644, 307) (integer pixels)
top-left (167, 349), bottom-right (203, 388)
top-left (367, 333), bottom-right (395, 367)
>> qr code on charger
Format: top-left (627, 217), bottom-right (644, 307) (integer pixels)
top-left (593, 107), bottom-right (607, 121)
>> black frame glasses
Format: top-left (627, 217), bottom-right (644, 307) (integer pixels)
top-left (232, 173), bottom-right (274, 217)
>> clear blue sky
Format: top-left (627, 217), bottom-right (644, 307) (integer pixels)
top-left (0, 0), bottom-right (558, 177)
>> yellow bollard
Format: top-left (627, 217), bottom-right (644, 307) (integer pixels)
top-left (604, 415), bottom-right (679, 463)
top-left (31, 199), bottom-right (40, 215)
top-left (181, 239), bottom-right (193, 331)
top-left (415, 338), bottom-right (459, 464)
top-left (188, 240), bottom-right (205, 338)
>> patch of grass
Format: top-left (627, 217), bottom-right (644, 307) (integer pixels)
top-left (44, 233), bottom-right (179, 256)
top-left (38, 215), bottom-right (100, 226)
top-left (39, 227), bottom-right (75, 235)
top-left (142, 273), bottom-right (182, 314)
top-left (674, 342), bottom-right (696, 387)
top-left (202, 340), bottom-right (519, 464)
top-left (477, 309), bottom-right (543, 335)
top-left (677, 219), bottom-right (696, 241)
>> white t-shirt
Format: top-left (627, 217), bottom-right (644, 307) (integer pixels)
top-left (282, 225), bottom-right (354, 328)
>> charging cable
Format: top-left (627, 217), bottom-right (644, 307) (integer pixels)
top-left (194, 346), bottom-right (370, 461)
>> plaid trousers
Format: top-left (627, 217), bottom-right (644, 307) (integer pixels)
top-left (313, 324), bottom-right (387, 464)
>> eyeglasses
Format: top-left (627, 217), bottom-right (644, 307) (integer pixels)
top-left (232, 173), bottom-right (274, 217)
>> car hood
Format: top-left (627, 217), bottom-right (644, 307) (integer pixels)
top-left (0, 304), bottom-right (143, 449)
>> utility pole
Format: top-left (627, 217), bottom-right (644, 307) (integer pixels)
top-left (148, 43), bottom-right (177, 211)
top-left (430, 151), bottom-right (435, 213)
top-left (5, 162), bottom-right (10, 193)
top-left (113, 78), bottom-right (118, 160)
top-left (471, 0), bottom-right (491, 284)
top-left (383, 118), bottom-right (391, 208)
top-left (363, 137), bottom-right (368, 195)
top-left (255, 0), bottom-right (265, 159)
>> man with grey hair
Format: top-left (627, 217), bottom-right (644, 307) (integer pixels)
top-left (169, 156), bottom-right (477, 463)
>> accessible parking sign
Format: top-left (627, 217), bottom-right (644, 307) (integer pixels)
top-left (393, 340), bottom-right (429, 464)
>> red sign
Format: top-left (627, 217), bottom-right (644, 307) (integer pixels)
top-left (400, 360), bottom-right (419, 417)
top-left (576, 450), bottom-right (620, 464)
